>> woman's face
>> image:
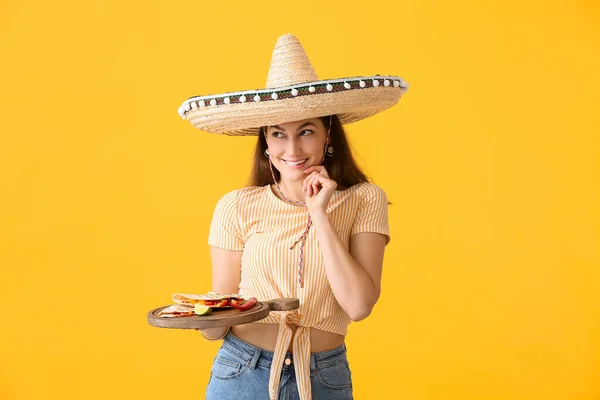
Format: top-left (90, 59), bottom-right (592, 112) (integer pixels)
top-left (265, 117), bottom-right (327, 182)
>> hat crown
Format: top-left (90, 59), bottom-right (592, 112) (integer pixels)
top-left (266, 34), bottom-right (319, 88)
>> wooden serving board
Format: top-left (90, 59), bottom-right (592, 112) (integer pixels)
top-left (147, 298), bottom-right (299, 330)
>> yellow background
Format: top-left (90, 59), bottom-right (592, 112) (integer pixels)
top-left (1, 1), bottom-right (599, 399)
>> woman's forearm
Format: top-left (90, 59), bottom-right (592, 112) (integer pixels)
top-left (311, 211), bottom-right (379, 321)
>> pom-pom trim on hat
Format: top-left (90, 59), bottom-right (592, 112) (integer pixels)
top-left (178, 75), bottom-right (408, 118)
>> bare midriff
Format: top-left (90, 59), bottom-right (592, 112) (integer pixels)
top-left (231, 322), bottom-right (345, 352)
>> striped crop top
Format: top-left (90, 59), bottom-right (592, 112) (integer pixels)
top-left (208, 182), bottom-right (390, 399)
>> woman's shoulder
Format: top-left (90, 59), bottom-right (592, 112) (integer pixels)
top-left (237, 185), bottom-right (269, 202)
top-left (216, 185), bottom-right (269, 205)
top-left (344, 182), bottom-right (388, 200)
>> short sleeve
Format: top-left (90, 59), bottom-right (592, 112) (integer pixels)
top-left (350, 183), bottom-right (391, 245)
top-left (208, 190), bottom-right (244, 251)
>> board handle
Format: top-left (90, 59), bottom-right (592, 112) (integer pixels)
top-left (264, 298), bottom-right (299, 311)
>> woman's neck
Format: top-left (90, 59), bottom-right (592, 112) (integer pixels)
top-left (275, 179), bottom-right (305, 204)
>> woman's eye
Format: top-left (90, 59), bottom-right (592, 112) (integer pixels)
top-left (272, 132), bottom-right (284, 138)
top-left (300, 129), bottom-right (314, 136)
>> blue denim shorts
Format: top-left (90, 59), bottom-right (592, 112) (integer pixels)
top-left (205, 331), bottom-right (353, 400)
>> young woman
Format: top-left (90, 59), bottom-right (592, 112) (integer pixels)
top-left (177, 34), bottom-right (408, 400)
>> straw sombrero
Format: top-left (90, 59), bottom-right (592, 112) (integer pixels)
top-left (177, 34), bottom-right (409, 136)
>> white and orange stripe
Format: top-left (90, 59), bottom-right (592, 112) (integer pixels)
top-left (209, 182), bottom-right (390, 400)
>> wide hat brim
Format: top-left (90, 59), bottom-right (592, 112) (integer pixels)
top-left (178, 35), bottom-right (408, 136)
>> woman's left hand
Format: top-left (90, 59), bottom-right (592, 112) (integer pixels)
top-left (302, 166), bottom-right (337, 215)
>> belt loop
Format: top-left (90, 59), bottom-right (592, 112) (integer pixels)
top-left (310, 353), bottom-right (316, 371)
top-left (249, 348), bottom-right (261, 370)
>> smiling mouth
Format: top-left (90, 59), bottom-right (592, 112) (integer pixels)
top-left (281, 158), bottom-right (308, 166)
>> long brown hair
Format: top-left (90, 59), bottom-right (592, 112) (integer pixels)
top-left (247, 115), bottom-right (370, 189)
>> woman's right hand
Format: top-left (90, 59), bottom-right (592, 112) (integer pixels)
top-left (197, 326), bottom-right (229, 340)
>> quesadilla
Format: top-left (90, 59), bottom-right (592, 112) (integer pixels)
top-left (157, 304), bottom-right (195, 318)
top-left (171, 291), bottom-right (241, 308)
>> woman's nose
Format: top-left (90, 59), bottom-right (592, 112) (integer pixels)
top-left (286, 138), bottom-right (302, 155)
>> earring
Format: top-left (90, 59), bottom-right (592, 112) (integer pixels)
top-left (326, 146), bottom-right (334, 156)
top-left (264, 149), bottom-right (270, 157)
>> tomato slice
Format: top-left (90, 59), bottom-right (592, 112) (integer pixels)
top-left (231, 297), bottom-right (257, 311)
top-left (204, 299), bottom-right (229, 307)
